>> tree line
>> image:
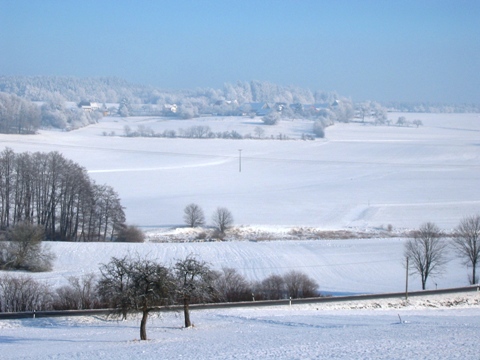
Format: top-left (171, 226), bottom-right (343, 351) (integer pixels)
top-left (0, 93), bottom-right (41, 134)
top-left (0, 148), bottom-right (126, 242)
top-left (0, 254), bottom-right (320, 340)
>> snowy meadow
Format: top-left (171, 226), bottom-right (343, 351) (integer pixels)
top-left (1, 112), bottom-right (480, 358)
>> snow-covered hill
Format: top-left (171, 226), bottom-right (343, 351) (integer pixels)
top-left (1, 112), bottom-right (480, 358)
top-left (1, 112), bottom-right (478, 230)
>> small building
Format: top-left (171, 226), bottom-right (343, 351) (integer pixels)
top-left (78, 101), bottom-right (100, 112)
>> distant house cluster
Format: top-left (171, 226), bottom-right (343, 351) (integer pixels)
top-left (77, 97), bottom-right (343, 121)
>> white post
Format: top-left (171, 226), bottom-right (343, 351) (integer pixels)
top-left (238, 149), bottom-right (242, 172)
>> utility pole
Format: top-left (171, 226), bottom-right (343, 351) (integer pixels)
top-left (405, 257), bottom-right (409, 301)
top-left (238, 149), bottom-right (242, 172)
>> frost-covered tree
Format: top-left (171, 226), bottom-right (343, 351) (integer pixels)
top-left (0, 93), bottom-right (41, 134)
top-left (262, 112), bottom-right (280, 125)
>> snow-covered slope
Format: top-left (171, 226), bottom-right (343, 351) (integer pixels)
top-left (1, 113), bottom-right (478, 230)
top-left (1, 293), bottom-right (479, 360)
top-left (1, 113), bottom-right (480, 358)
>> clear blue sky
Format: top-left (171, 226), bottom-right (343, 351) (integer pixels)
top-left (1, 0), bottom-right (479, 103)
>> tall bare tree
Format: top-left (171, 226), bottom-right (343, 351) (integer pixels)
top-left (453, 215), bottom-right (480, 284)
top-left (0, 149), bottom-right (126, 242)
top-left (405, 222), bottom-right (448, 290)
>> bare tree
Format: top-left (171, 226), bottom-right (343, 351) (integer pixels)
top-left (259, 274), bottom-right (285, 300)
top-left (0, 274), bottom-right (53, 312)
top-left (253, 126), bottom-right (265, 139)
top-left (98, 256), bottom-right (174, 340)
top-left (211, 207), bottom-right (234, 234)
top-left (405, 222), bottom-right (448, 290)
top-left (452, 215), bottom-right (480, 284)
top-left (211, 267), bottom-right (251, 302)
top-left (412, 119), bottom-right (423, 128)
top-left (174, 255), bottom-right (214, 327)
top-left (183, 203), bottom-right (205, 228)
top-left (53, 274), bottom-right (100, 310)
top-left (283, 270), bottom-right (319, 299)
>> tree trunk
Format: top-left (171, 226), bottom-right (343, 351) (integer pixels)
top-left (140, 309), bottom-right (149, 340)
top-left (183, 297), bottom-right (191, 328)
top-left (472, 264), bottom-right (477, 285)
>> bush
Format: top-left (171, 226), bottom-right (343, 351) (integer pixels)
top-left (115, 225), bottom-right (145, 243)
top-left (211, 267), bottom-right (252, 302)
top-left (0, 222), bottom-right (55, 272)
top-left (283, 270), bottom-right (319, 298)
top-left (262, 112), bottom-right (280, 125)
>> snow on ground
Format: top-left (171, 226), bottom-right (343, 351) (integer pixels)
top-left (1, 112), bottom-right (479, 230)
top-left (1, 113), bottom-right (480, 358)
top-left (26, 237), bottom-right (475, 295)
top-left (1, 292), bottom-right (480, 359)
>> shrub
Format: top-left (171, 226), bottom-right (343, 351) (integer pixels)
top-left (0, 222), bottom-right (55, 272)
top-left (115, 225), bottom-right (145, 243)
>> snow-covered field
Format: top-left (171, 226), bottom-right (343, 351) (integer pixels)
top-left (1, 112), bottom-right (480, 358)
top-left (1, 293), bottom-right (480, 359)
top-left (1, 112), bottom-right (479, 230)
top-left (29, 238), bottom-right (474, 295)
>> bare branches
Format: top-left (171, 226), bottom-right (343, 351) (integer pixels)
top-left (97, 255), bottom-right (174, 340)
top-left (453, 215), bottom-right (480, 284)
top-left (0, 148), bottom-right (126, 243)
top-left (183, 203), bottom-right (205, 228)
top-left (211, 207), bottom-right (234, 234)
top-left (174, 255), bottom-right (215, 327)
top-left (404, 222), bottom-right (448, 290)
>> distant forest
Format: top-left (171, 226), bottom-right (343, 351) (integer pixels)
top-left (0, 76), bottom-right (478, 134)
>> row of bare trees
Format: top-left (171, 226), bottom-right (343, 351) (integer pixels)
top-left (0, 148), bottom-right (126, 241)
top-left (405, 214), bottom-right (480, 289)
top-left (0, 254), bottom-right (320, 340)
